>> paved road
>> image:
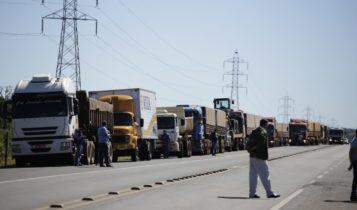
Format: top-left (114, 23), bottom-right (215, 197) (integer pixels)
top-left (0, 145), bottom-right (351, 210)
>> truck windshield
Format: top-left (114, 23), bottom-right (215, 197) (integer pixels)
top-left (12, 92), bottom-right (68, 119)
top-left (267, 124), bottom-right (275, 136)
top-left (289, 125), bottom-right (307, 133)
top-left (329, 130), bottom-right (343, 136)
top-left (114, 113), bottom-right (133, 126)
top-left (214, 99), bottom-right (230, 110)
top-left (158, 117), bottom-right (175, 129)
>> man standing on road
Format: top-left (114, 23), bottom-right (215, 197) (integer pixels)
top-left (210, 129), bottom-right (218, 156)
top-left (246, 119), bottom-right (280, 199)
top-left (348, 129), bottom-right (357, 202)
top-left (97, 121), bottom-right (112, 167)
top-left (73, 129), bottom-right (84, 166)
top-left (161, 130), bottom-right (171, 158)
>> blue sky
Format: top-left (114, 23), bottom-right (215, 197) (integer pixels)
top-left (0, 0), bottom-right (356, 128)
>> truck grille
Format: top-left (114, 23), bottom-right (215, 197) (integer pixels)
top-left (31, 148), bottom-right (51, 153)
top-left (22, 127), bottom-right (57, 136)
top-left (111, 136), bottom-right (129, 143)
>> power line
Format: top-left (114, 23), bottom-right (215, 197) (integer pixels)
top-left (116, 0), bottom-right (220, 72)
top-left (0, 31), bottom-right (42, 36)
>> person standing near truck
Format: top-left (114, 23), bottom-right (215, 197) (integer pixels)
top-left (161, 130), bottom-right (171, 158)
top-left (97, 121), bottom-right (112, 167)
top-left (246, 119), bottom-right (280, 199)
top-left (349, 129), bottom-right (357, 202)
top-left (73, 129), bottom-right (84, 166)
top-left (210, 129), bottom-right (218, 156)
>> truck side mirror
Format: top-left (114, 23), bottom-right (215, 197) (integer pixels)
top-left (73, 99), bottom-right (79, 115)
top-left (140, 118), bottom-right (144, 127)
top-left (180, 119), bottom-right (185, 126)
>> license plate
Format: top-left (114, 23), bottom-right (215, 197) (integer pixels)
top-left (32, 144), bottom-right (46, 149)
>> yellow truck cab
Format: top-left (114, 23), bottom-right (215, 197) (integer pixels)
top-left (99, 95), bottom-right (139, 161)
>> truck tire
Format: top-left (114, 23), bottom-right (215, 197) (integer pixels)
top-left (131, 149), bottom-right (138, 162)
top-left (177, 143), bottom-right (183, 158)
top-left (112, 152), bottom-right (118, 162)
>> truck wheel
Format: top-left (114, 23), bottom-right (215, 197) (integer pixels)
top-left (177, 143), bottom-right (183, 158)
top-left (112, 153), bottom-right (118, 162)
top-left (131, 149), bottom-right (138, 162)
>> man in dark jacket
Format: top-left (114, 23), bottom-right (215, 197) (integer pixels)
top-left (246, 119), bottom-right (280, 199)
top-left (73, 129), bottom-right (84, 166)
top-left (210, 129), bottom-right (218, 156)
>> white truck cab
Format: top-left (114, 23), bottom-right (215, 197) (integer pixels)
top-left (156, 111), bottom-right (180, 156)
top-left (11, 74), bottom-right (78, 164)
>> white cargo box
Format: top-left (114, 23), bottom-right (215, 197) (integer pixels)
top-left (89, 88), bottom-right (157, 140)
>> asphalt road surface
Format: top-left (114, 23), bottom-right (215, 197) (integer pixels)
top-left (0, 145), bottom-right (354, 210)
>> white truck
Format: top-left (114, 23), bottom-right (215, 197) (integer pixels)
top-left (156, 106), bottom-right (193, 158)
top-left (10, 74), bottom-right (114, 166)
top-left (89, 88), bottom-right (158, 160)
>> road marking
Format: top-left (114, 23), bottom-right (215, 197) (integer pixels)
top-left (0, 153), bottom-right (247, 185)
top-left (317, 175), bottom-right (323, 179)
top-left (270, 189), bottom-right (304, 210)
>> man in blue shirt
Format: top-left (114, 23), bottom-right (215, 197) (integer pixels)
top-left (161, 130), bottom-right (171, 158)
top-left (97, 121), bottom-right (112, 167)
top-left (349, 129), bottom-right (357, 202)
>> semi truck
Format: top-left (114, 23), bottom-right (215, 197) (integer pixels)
top-left (10, 74), bottom-right (114, 166)
top-left (328, 128), bottom-right (344, 144)
top-left (156, 106), bottom-right (192, 158)
top-left (213, 98), bottom-right (244, 151)
top-left (89, 89), bottom-right (157, 161)
top-left (289, 119), bottom-right (308, 145)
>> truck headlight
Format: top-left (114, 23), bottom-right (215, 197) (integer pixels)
top-left (12, 144), bottom-right (21, 153)
top-left (60, 141), bottom-right (71, 151)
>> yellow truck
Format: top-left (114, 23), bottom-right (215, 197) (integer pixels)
top-left (89, 89), bottom-right (158, 161)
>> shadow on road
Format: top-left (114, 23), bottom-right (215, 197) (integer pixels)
top-left (218, 196), bottom-right (250, 199)
top-left (324, 200), bottom-right (357, 203)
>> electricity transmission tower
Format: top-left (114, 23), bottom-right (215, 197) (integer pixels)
top-left (278, 94), bottom-right (294, 124)
top-left (41, 0), bottom-right (99, 90)
top-left (223, 50), bottom-right (248, 110)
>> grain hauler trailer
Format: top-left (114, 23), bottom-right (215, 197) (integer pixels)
top-left (89, 89), bottom-right (157, 161)
top-left (276, 123), bottom-right (289, 146)
top-left (201, 106), bottom-right (228, 154)
top-left (308, 121), bottom-right (322, 145)
top-left (244, 113), bottom-right (264, 148)
top-left (156, 106), bottom-right (192, 158)
top-left (10, 74), bottom-right (113, 166)
top-left (264, 117), bottom-right (279, 147)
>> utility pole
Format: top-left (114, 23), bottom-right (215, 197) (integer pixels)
top-left (278, 94), bottom-right (294, 124)
top-left (41, 0), bottom-right (99, 90)
top-left (303, 106), bottom-right (314, 121)
top-left (223, 50), bottom-right (248, 110)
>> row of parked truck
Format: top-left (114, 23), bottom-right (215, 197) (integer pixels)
top-left (1, 74), bottom-right (346, 166)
